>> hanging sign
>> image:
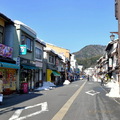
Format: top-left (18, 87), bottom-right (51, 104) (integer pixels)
top-left (109, 58), bottom-right (112, 67)
top-left (20, 45), bottom-right (27, 55)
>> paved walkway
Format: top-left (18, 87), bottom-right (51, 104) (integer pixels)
top-left (101, 84), bottom-right (120, 105)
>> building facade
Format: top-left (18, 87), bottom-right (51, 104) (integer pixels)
top-left (35, 38), bottom-right (46, 87)
top-left (43, 47), bottom-right (61, 85)
top-left (0, 13), bottom-right (20, 95)
top-left (46, 43), bottom-right (70, 60)
top-left (46, 43), bottom-right (71, 80)
top-left (14, 20), bottom-right (39, 92)
top-left (70, 54), bottom-right (80, 80)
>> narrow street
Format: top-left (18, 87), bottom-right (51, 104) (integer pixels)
top-left (0, 79), bottom-right (120, 120)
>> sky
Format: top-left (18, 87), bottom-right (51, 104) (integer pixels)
top-left (0, 0), bottom-right (118, 53)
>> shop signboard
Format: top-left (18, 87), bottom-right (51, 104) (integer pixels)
top-left (35, 61), bottom-right (42, 67)
top-left (0, 44), bottom-right (13, 58)
top-left (0, 94), bottom-right (3, 102)
top-left (13, 57), bottom-right (20, 66)
top-left (20, 45), bottom-right (27, 55)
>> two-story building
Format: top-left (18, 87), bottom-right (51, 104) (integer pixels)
top-left (43, 47), bottom-right (62, 85)
top-left (105, 39), bottom-right (119, 81)
top-left (96, 55), bottom-right (108, 81)
top-left (46, 43), bottom-right (71, 81)
top-left (0, 13), bottom-right (20, 95)
top-left (14, 20), bottom-right (39, 92)
top-left (96, 39), bottom-right (118, 82)
top-left (35, 38), bottom-right (46, 87)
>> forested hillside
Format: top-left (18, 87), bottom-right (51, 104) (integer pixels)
top-left (73, 45), bottom-right (106, 68)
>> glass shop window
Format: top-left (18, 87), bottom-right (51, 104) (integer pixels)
top-left (21, 34), bottom-right (33, 51)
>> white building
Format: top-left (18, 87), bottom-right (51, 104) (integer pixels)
top-left (84, 67), bottom-right (95, 76)
top-left (70, 54), bottom-right (77, 72)
top-left (70, 54), bottom-right (80, 80)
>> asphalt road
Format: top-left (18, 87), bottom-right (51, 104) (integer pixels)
top-left (0, 79), bottom-right (120, 120)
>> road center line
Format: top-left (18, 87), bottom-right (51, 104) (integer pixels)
top-left (51, 81), bottom-right (87, 120)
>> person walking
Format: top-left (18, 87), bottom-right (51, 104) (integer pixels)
top-left (101, 78), bottom-right (104, 86)
top-left (87, 75), bottom-right (89, 81)
top-left (0, 75), bottom-right (3, 104)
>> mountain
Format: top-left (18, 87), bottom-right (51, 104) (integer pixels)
top-left (73, 45), bottom-right (106, 68)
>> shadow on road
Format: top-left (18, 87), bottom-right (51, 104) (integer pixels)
top-left (0, 92), bottom-right (43, 115)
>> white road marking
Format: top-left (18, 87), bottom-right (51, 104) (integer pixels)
top-left (9, 109), bottom-right (23, 120)
top-left (9, 102), bottom-right (48, 120)
top-left (86, 90), bottom-right (100, 96)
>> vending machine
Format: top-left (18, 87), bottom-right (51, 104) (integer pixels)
top-left (21, 83), bottom-right (28, 93)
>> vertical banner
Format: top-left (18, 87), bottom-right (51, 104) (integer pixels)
top-left (20, 45), bottom-right (27, 55)
top-left (109, 58), bottom-right (112, 67)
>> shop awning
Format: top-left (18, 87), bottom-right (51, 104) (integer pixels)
top-left (52, 71), bottom-right (61, 76)
top-left (22, 65), bottom-right (39, 69)
top-left (0, 62), bottom-right (20, 69)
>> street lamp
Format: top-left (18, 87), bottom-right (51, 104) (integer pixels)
top-left (110, 33), bottom-right (115, 41)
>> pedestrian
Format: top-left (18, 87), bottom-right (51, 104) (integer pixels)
top-left (0, 75), bottom-right (3, 104)
top-left (87, 75), bottom-right (89, 81)
top-left (101, 78), bottom-right (104, 86)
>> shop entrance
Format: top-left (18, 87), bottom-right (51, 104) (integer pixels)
top-left (20, 69), bottom-right (33, 91)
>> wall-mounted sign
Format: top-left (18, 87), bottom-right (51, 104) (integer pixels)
top-left (0, 44), bottom-right (13, 58)
top-left (109, 58), bottom-right (112, 67)
top-left (20, 45), bottom-right (27, 55)
top-left (13, 57), bottom-right (20, 66)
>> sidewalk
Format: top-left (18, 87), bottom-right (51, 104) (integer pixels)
top-left (102, 84), bottom-right (120, 105)
top-left (3, 93), bottom-right (20, 100)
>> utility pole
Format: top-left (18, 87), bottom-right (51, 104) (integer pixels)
top-left (118, 0), bottom-right (120, 94)
top-left (115, 0), bottom-right (120, 94)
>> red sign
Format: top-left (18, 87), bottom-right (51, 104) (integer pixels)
top-left (21, 83), bottom-right (28, 93)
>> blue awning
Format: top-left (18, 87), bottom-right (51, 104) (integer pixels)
top-left (0, 62), bottom-right (20, 69)
top-left (22, 65), bottom-right (39, 69)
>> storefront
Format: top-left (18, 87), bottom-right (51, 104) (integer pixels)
top-left (20, 58), bottom-right (39, 91)
top-left (35, 61), bottom-right (43, 88)
top-left (0, 62), bottom-right (20, 95)
top-left (47, 69), bottom-right (61, 85)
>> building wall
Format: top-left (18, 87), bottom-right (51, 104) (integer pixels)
top-left (71, 54), bottom-right (77, 68)
top-left (35, 40), bottom-right (44, 86)
top-left (0, 18), bottom-right (5, 26)
top-left (35, 41), bottom-right (44, 67)
top-left (4, 24), bottom-right (14, 48)
top-left (118, 0), bottom-right (120, 39)
top-left (46, 43), bottom-right (70, 60)
top-left (14, 23), bottom-right (36, 61)
top-left (0, 15), bottom-right (19, 94)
